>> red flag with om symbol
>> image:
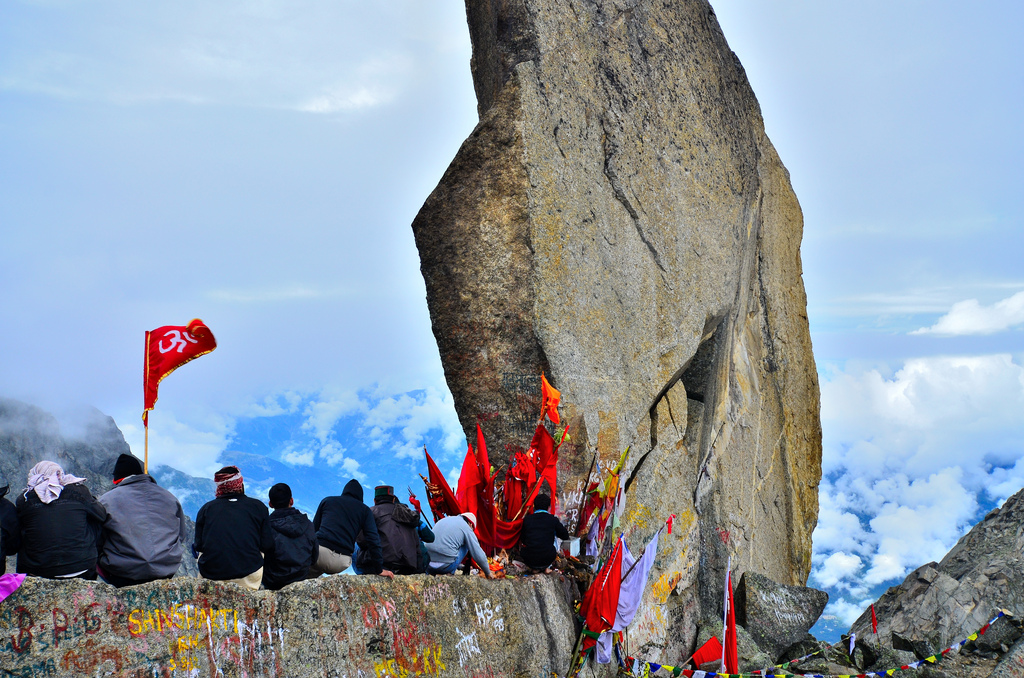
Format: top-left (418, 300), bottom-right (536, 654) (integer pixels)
top-left (143, 319), bottom-right (217, 426)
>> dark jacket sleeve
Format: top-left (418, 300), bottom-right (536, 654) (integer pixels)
top-left (193, 505), bottom-right (206, 553)
top-left (312, 500), bottom-right (324, 532)
top-left (553, 515), bottom-right (570, 540)
top-left (308, 522), bottom-right (320, 564)
top-left (417, 520), bottom-right (435, 544)
top-left (0, 500), bottom-right (20, 559)
top-left (176, 501), bottom-right (187, 543)
top-left (259, 508), bottom-right (274, 555)
top-left (360, 509), bottom-right (383, 574)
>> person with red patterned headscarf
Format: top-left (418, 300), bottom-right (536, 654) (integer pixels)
top-left (192, 466), bottom-right (274, 590)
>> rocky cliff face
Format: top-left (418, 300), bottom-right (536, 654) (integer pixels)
top-left (0, 574), bottom-right (576, 678)
top-left (840, 487), bottom-right (1024, 678)
top-left (412, 0), bottom-right (821, 660)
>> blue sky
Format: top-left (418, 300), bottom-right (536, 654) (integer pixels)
top-left (1, 0), bottom-right (1022, 635)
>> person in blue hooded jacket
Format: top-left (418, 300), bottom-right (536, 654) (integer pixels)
top-left (310, 479), bottom-right (391, 578)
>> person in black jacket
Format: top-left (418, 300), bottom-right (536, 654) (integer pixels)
top-left (0, 481), bottom-right (21, 575)
top-left (262, 483), bottom-right (318, 590)
top-left (16, 461), bottom-right (107, 580)
top-left (518, 494), bottom-right (569, 573)
top-left (310, 479), bottom-right (389, 578)
top-left (192, 466), bottom-right (273, 590)
top-left (355, 485), bottom-right (434, 575)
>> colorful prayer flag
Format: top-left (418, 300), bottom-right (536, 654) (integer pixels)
top-left (143, 319), bottom-right (216, 426)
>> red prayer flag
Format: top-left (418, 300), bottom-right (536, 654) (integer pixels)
top-left (530, 424), bottom-right (558, 511)
top-left (579, 537), bottom-right (624, 651)
top-left (455, 443), bottom-right (481, 517)
top-left (724, 568), bottom-right (739, 674)
top-left (424, 450), bottom-right (462, 519)
top-left (540, 373), bottom-right (561, 424)
top-left (871, 604), bottom-right (878, 634)
top-left (691, 636), bottom-right (723, 667)
top-left (474, 424), bottom-right (496, 553)
top-left (143, 319), bottom-right (217, 426)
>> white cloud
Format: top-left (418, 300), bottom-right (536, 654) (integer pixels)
top-left (302, 390), bottom-right (361, 442)
top-left (359, 388), bottom-right (464, 460)
top-left (912, 290), bottom-right (1024, 335)
top-left (814, 354), bottom-right (1024, 621)
top-left (280, 445), bottom-right (315, 466)
top-left (119, 410), bottom-right (232, 478)
top-left (813, 552), bottom-right (863, 589)
top-left (829, 598), bottom-right (876, 628)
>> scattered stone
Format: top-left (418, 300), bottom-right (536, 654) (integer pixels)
top-left (734, 571), bottom-right (828, 661)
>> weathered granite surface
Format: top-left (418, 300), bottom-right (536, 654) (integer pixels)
top-left (734, 571), bottom-right (827, 662)
top-left (412, 0), bottom-right (821, 663)
top-left (847, 487), bottom-right (1024, 678)
top-left (0, 574), bottom-right (576, 678)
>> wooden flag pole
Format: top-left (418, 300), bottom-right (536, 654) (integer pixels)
top-left (144, 423), bottom-right (149, 474)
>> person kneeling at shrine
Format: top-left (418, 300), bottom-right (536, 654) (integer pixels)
top-left (262, 483), bottom-right (318, 590)
top-left (193, 466), bottom-right (274, 590)
top-left (425, 513), bottom-right (494, 578)
top-left (98, 454), bottom-right (187, 587)
top-left (355, 485), bottom-right (434, 575)
top-left (518, 494), bottom-right (569, 574)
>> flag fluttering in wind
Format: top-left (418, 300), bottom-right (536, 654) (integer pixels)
top-left (423, 449), bottom-right (462, 519)
top-left (143, 319), bottom-right (217, 424)
top-left (142, 318), bottom-right (216, 471)
top-left (540, 373), bottom-right (561, 424)
top-left (871, 604), bottom-right (878, 634)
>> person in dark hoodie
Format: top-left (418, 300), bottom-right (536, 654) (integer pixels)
top-left (0, 479), bottom-right (20, 575)
top-left (355, 485), bottom-right (434, 575)
top-left (310, 479), bottom-right (390, 578)
top-left (97, 454), bottom-right (187, 587)
top-left (192, 466), bottom-right (273, 590)
top-left (518, 494), bottom-right (569, 573)
top-left (262, 483), bottom-right (318, 590)
top-left (16, 461), bottom-right (107, 580)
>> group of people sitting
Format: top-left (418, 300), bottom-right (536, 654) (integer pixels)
top-left (0, 455), bottom-right (570, 590)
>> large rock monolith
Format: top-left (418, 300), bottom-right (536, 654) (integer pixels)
top-left (412, 0), bottom-right (822, 662)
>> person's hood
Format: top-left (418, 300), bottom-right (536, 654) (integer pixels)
top-left (270, 507), bottom-right (309, 537)
top-left (0, 484), bottom-right (8, 500)
top-left (342, 479), bottom-right (363, 502)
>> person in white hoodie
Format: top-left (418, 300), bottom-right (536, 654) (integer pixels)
top-left (424, 512), bottom-right (493, 578)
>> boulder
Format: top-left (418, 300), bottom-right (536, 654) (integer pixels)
top-left (734, 571), bottom-right (828, 661)
top-left (0, 573), bottom-right (576, 678)
top-left (412, 0), bottom-right (821, 661)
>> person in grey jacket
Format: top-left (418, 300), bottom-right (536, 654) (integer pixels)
top-left (97, 454), bottom-right (186, 587)
top-left (425, 513), bottom-right (494, 578)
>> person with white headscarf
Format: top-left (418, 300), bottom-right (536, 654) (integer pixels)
top-left (16, 461), bottom-right (107, 580)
